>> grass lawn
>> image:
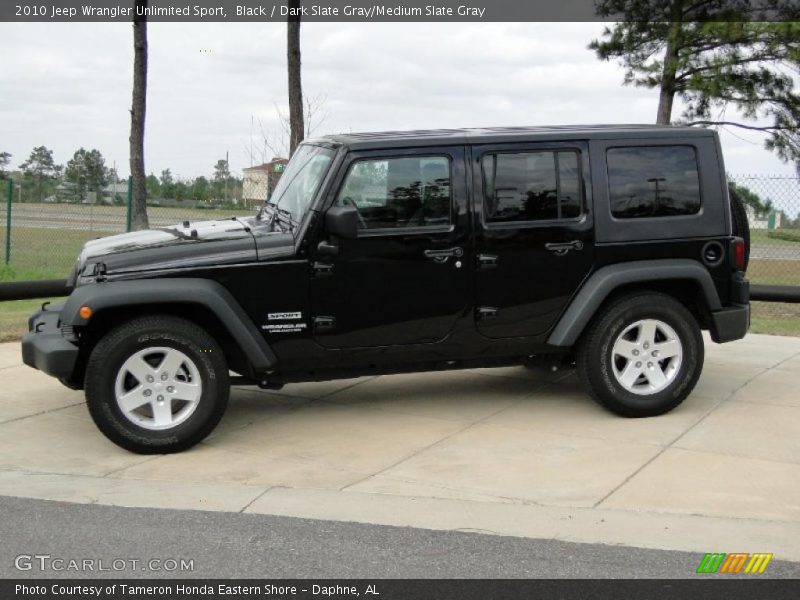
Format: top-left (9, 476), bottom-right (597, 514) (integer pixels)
top-left (1, 203), bottom-right (254, 281)
top-left (746, 258), bottom-right (800, 286)
top-left (0, 228), bottom-right (102, 281)
top-left (750, 229), bottom-right (793, 247)
top-left (0, 298), bottom-right (58, 342)
top-left (749, 302), bottom-right (800, 337)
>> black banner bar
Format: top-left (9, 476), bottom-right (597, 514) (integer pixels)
top-left (1, 0), bottom-right (798, 23)
top-left (3, 579), bottom-right (800, 600)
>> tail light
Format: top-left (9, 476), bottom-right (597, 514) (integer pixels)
top-left (732, 237), bottom-right (745, 270)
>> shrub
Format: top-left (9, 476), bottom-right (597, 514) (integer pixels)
top-left (768, 229), bottom-right (800, 243)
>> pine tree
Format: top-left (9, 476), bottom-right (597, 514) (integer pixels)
top-left (590, 1), bottom-right (800, 171)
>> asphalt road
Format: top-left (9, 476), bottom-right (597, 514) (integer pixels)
top-left (1, 496), bottom-right (798, 579)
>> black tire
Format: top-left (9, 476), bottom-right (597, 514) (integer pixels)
top-left (85, 315), bottom-right (229, 454)
top-left (728, 185), bottom-right (750, 271)
top-left (576, 293), bottom-right (704, 417)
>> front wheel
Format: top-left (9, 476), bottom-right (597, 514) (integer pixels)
top-left (85, 315), bottom-right (229, 453)
top-left (576, 293), bottom-right (704, 417)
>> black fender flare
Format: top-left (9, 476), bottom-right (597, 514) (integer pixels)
top-left (547, 259), bottom-right (722, 347)
top-left (61, 278), bottom-right (277, 371)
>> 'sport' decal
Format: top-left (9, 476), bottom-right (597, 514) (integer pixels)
top-left (268, 312), bottom-right (302, 321)
top-left (263, 311), bottom-right (306, 333)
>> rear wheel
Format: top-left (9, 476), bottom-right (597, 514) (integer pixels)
top-left (577, 293), bottom-right (703, 417)
top-left (85, 315), bottom-right (229, 453)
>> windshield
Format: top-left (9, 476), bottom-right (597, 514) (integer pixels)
top-left (268, 144), bottom-right (335, 225)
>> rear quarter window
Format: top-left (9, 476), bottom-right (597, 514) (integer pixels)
top-left (607, 146), bottom-right (701, 219)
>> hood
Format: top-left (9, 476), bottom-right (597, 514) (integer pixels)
top-left (74, 217), bottom-right (294, 281)
top-left (81, 217), bottom-right (253, 257)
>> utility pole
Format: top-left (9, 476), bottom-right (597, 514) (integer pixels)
top-left (647, 177), bottom-right (666, 213)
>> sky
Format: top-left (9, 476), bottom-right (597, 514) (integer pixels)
top-left (0, 21), bottom-right (795, 180)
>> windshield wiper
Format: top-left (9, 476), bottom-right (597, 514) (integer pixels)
top-left (258, 201), bottom-right (294, 233)
top-left (157, 226), bottom-right (194, 240)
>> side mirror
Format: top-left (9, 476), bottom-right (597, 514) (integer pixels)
top-left (325, 206), bottom-right (359, 239)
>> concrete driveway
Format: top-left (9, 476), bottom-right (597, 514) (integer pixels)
top-left (1, 333), bottom-right (799, 560)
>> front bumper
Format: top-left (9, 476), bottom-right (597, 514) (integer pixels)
top-left (709, 303), bottom-right (750, 343)
top-left (21, 304), bottom-right (79, 381)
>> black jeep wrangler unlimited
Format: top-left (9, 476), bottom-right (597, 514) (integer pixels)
top-left (22, 125), bottom-right (750, 453)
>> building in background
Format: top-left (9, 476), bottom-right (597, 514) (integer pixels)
top-left (242, 158), bottom-right (288, 208)
top-left (745, 204), bottom-right (782, 230)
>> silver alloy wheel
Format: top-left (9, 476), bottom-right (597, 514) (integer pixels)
top-left (114, 347), bottom-right (203, 430)
top-left (610, 319), bottom-right (683, 396)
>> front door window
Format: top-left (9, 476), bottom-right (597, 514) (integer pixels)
top-left (336, 156), bottom-right (452, 230)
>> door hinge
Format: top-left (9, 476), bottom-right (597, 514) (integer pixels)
top-left (476, 306), bottom-right (499, 320)
top-left (311, 261), bottom-right (335, 276)
top-left (313, 315), bottom-right (336, 332)
top-left (477, 254), bottom-right (498, 269)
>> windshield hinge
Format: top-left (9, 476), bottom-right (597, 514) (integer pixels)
top-left (95, 262), bottom-right (108, 282)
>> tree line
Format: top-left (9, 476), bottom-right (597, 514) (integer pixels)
top-left (0, 145), bottom-right (242, 205)
top-left (145, 160), bottom-right (242, 204)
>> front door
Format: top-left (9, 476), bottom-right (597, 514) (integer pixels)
top-left (310, 146), bottom-right (470, 349)
top-left (472, 142), bottom-right (594, 339)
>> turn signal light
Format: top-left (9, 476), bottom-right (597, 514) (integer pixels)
top-left (78, 305), bottom-right (93, 320)
top-left (732, 238), bottom-right (745, 270)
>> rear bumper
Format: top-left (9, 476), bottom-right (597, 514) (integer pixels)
top-left (21, 306), bottom-right (79, 381)
top-left (709, 303), bottom-right (750, 343)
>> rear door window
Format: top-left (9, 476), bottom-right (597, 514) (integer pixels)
top-left (481, 150), bottom-right (583, 223)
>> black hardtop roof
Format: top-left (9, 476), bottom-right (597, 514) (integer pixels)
top-left (309, 124), bottom-right (714, 151)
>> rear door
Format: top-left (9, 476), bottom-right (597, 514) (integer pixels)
top-left (472, 142), bottom-right (594, 338)
top-left (310, 146), bottom-right (471, 348)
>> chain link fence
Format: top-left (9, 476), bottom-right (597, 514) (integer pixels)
top-left (0, 177), bottom-right (261, 280)
top-left (726, 174), bottom-right (800, 335)
top-left (1, 173), bottom-right (798, 335)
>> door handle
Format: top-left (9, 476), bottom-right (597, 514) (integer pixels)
top-left (545, 240), bottom-right (584, 256)
top-left (424, 247), bottom-right (463, 263)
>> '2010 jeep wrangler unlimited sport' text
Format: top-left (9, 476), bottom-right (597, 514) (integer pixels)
top-left (23, 126), bottom-right (750, 453)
